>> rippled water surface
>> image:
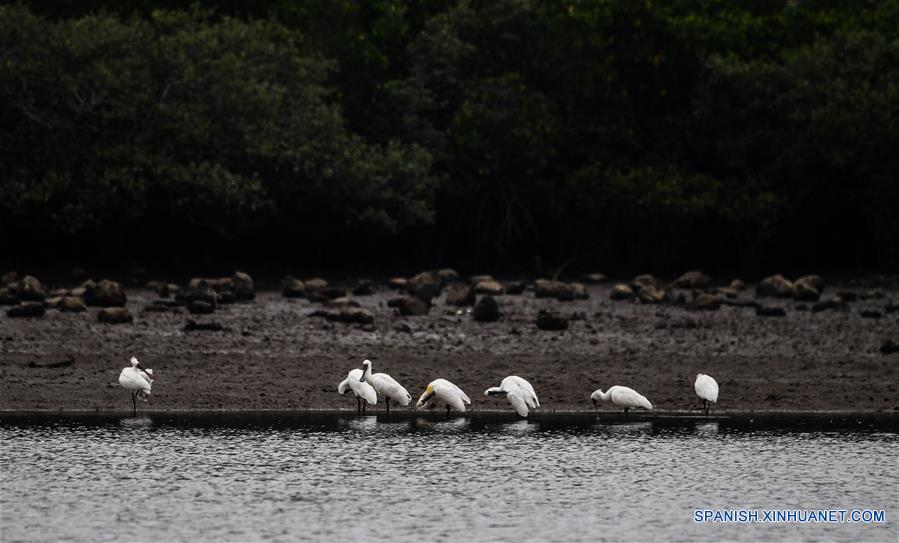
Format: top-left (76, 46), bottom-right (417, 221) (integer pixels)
top-left (1, 413), bottom-right (897, 542)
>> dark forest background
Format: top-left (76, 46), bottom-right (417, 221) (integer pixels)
top-left (2, 0), bottom-right (898, 276)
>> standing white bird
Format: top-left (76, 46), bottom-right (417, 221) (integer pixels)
top-left (416, 379), bottom-right (471, 418)
top-left (484, 376), bottom-right (540, 417)
top-left (361, 360), bottom-right (411, 415)
top-left (591, 386), bottom-right (652, 419)
top-left (694, 373), bottom-right (719, 417)
top-left (338, 368), bottom-right (377, 415)
top-left (118, 357), bottom-right (154, 416)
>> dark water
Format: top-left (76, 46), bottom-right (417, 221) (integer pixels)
top-left (1, 413), bottom-right (897, 542)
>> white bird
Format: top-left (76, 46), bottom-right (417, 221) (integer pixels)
top-left (118, 357), bottom-right (154, 416)
top-left (591, 385), bottom-right (652, 419)
top-left (484, 376), bottom-right (539, 417)
top-left (338, 368), bottom-right (377, 415)
top-left (694, 373), bottom-right (719, 416)
top-left (416, 379), bottom-right (471, 418)
top-left (361, 360), bottom-right (411, 415)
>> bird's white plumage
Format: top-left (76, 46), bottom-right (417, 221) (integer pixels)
top-left (484, 375), bottom-right (540, 417)
top-left (362, 360), bottom-right (411, 406)
top-left (591, 385), bottom-right (652, 410)
top-left (694, 373), bottom-right (719, 403)
top-left (119, 357), bottom-right (152, 396)
top-left (417, 379), bottom-right (471, 412)
top-left (338, 368), bottom-right (377, 405)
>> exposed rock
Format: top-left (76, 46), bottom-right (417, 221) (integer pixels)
top-left (6, 302), bottom-right (45, 318)
top-left (1, 271), bottom-right (17, 286)
top-left (217, 291), bottom-right (237, 305)
top-left (729, 279), bottom-right (747, 291)
top-left (0, 287), bottom-right (18, 305)
top-left (570, 283), bottom-right (589, 300)
top-left (793, 281), bottom-right (820, 302)
top-left (756, 306), bottom-right (786, 317)
top-left (472, 296), bottom-right (501, 322)
top-left (308, 287), bottom-right (347, 303)
top-left (859, 309), bottom-right (882, 319)
top-left (326, 297), bottom-right (359, 308)
top-left (445, 284), bottom-right (476, 307)
top-left (691, 293), bottom-right (721, 310)
top-left (143, 301), bottom-right (181, 313)
top-left (631, 274), bottom-right (660, 291)
top-left (311, 307), bottom-right (374, 325)
top-left (536, 310), bottom-right (569, 331)
top-left (189, 277), bottom-right (233, 293)
top-left (716, 287), bottom-right (739, 299)
top-left (881, 338), bottom-right (899, 355)
top-left (534, 279), bottom-right (569, 299)
top-left (46, 296), bottom-right (63, 307)
top-left (407, 272), bottom-right (441, 301)
top-left (812, 297), bottom-right (847, 312)
top-left (468, 274), bottom-right (495, 285)
top-left (50, 288), bottom-right (69, 298)
top-left (281, 276), bottom-right (306, 298)
top-left (59, 296), bottom-right (86, 312)
top-left (474, 280), bottom-right (504, 295)
top-left (17, 275), bottom-right (46, 302)
top-left (610, 284), bottom-right (635, 301)
top-left (97, 307), bottom-right (132, 324)
top-left (672, 270), bottom-right (711, 290)
top-left (390, 296), bottom-right (430, 316)
top-left (70, 286), bottom-right (88, 297)
top-left (352, 281), bottom-right (375, 296)
top-left (795, 275), bottom-right (825, 294)
top-left (232, 271), bottom-right (254, 300)
top-left (756, 275), bottom-right (794, 298)
top-left (176, 281), bottom-right (217, 305)
top-left (304, 277), bottom-right (328, 291)
top-left (435, 269), bottom-right (460, 283)
top-left (188, 301), bottom-right (215, 315)
top-left (184, 320), bottom-right (227, 332)
top-left (583, 273), bottom-right (607, 284)
top-left (84, 279), bottom-right (126, 307)
top-left (636, 285), bottom-right (666, 304)
top-left (505, 281), bottom-right (527, 295)
top-left (388, 277), bottom-right (408, 290)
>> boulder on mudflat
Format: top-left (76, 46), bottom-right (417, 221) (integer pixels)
top-left (435, 269), bottom-right (460, 283)
top-left (756, 306), bottom-right (786, 317)
top-left (756, 275), bottom-right (794, 298)
top-left (184, 320), bottom-right (227, 332)
top-left (468, 274), bottom-right (495, 286)
top-left (1, 271), bottom-right (17, 286)
top-left (407, 272), bottom-right (442, 301)
top-left (281, 276), bottom-right (306, 298)
top-left (672, 270), bottom-right (711, 290)
top-left (304, 277), bottom-right (328, 291)
top-left (59, 296), bottom-right (86, 312)
top-left (7, 302), bottom-right (45, 318)
top-left (609, 284), bottom-right (635, 301)
top-left (445, 284), bottom-right (476, 307)
top-left (472, 296), bottom-right (501, 322)
top-left (583, 273), bottom-right (607, 284)
top-left (570, 283), bottom-right (589, 300)
top-left (793, 281), bottom-right (820, 302)
top-left (176, 281), bottom-right (217, 306)
top-left (534, 279), bottom-right (576, 301)
top-left (17, 275), bottom-right (46, 302)
top-left (536, 310), bottom-right (569, 331)
top-left (352, 281), bottom-right (375, 296)
top-left (232, 271), bottom-right (254, 300)
top-left (311, 307), bottom-right (375, 325)
top-left (636, 285), bottom-right (666, 304)
top-left (326, 297), bottom-right (360, 308)
top-left (308, 287), bottom-right (347, 303)
top-left (97, 307), bottom-right (132, 324)
top-left (729, 279), bottom-right (747, 291)
top-left (84, 279), bottom-right (127, 307)
top-left (505, 281), bottom-right (527, 295)
top-left (474, 280), bottom-right (504, 296)
top-left (812, 296), bottom-right (847, 312)
top-left (795, 275), bottom-right (825, 294)
top-left (632, 274), bottom-right (660, 291)
top-left (691, 293), bottom-right (721, 310)
top-left (188, 301), bottom-right (215, 315)
top-left (388, 277), bottom-right (408, 290)
top-left (389, 296), bottom-right (430, 316)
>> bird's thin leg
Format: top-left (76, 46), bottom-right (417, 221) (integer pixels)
top-left (385, 398), bottom-right (390, 416)
top-left (363, 401), bottom-right (366, 415)
top-left (131, 391), bottom-right (137, 416)
top-left (705, 400), bottom-right (710, 418)
top-left (624, 407), bottom-right (629, 420)
top-left (445, 405), bottom-right (450, 419)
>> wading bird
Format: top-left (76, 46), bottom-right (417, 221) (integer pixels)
top-left (694, 373), bottom-right (719, 417)
top-left (361, 359), bottom-right (411, 415)
top-left (119, 357), bottom-right (154, 416)
top-left (591, 386), bottom-right (652, 419)
top-left (484, 376), bottom-right (540, 417)
top-left (416, 379), bottom-right (471, 418)
top-left (338, 368), bottom-right (377, 415)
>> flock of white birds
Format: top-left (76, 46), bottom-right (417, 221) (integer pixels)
top-left (119, 357), bottom-right (720, 418)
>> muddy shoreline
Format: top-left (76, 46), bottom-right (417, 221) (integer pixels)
top-left (1, 279), bottom-right (898, 413)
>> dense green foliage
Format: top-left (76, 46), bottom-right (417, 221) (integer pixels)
top-left (2, 1), bottom-right (898, 272)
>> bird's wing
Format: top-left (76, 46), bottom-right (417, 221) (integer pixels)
top-left (506, 390), bottom-right (529, 417)
top-left (611, 387), bottom-right (652, 410)
top-left (338, 377), bottom-right (351, 395)
top-left (372, 373), bottom-right (412, 405)
top-left (507, 376), bottom-right (539, 408)
top-left (434, 379), bottom-right (470, 404)
top-left (696, 376), bottom-right (719, 403)
top-left (350, 379), bottom-right (378, 405)
top-left (119, 368), bottom-right (151, 393)
top-left (435, 384), bottom-right (467, 412)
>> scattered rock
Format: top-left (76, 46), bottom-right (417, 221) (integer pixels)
top-left (281, 276), bottom-right (306, 298)
top-left (188, 301), bottom-right (215, 315)
top-left (795, 275), bottom-right (825, 294)
top-left (445, 284), bottom-right (476, 307)
top-left (50, 288), bottom-right (69, 298)
top-left (6, 302), bottom-right (45, 318)
top-left (407, 272), bottom-right (441, 301)
top-left (388, 277), bottom-right (408, 290)
top-left (474, 280), bottom-right (504, 296)
top-left (352, 281), bottom-right (375, 296)
top-left (632, 274), bottom-right (660, 291)
top-left (468, 275), bottom-right (495, 286)
top-left (859, 310), bottom-right (882, 319)
top-left (716, 287), bottom-right (739, 299)
top-left (756, 275), bottom-right (794, 298)
top-left (59, 296), bottom-right (86, 312)
top-left (881, 338), bottom-right (899, 355)
top-left (536, 310), bottom-right (569, 331)
top-left (435, 269), bottom-right (460, 283)
top-left (1, 271), bottom-right (17, 286)
top-left (691, 293), bottom-right (721, 310)
top-left (534, 279), bottom-right (569, 299)
top-left (232, 271), bottom-right (254, 300)
top-left (176, 282), bottom-right (217, 306)
top-left (0, 287), bottom-right (18, 305)
top-left (97, 307), bottom-right (132, 324)
top-left (17, 275), bottom-right (46, 302)
top-left (217, 291), bottom-right (237, 305)
top-left (390, 296), bottom-right (430, 316)
top-left (304, 277), bottom-right (328, 291)
top-left (472, 296), bottom-right (501, 322)
top-left (812, 296), bottom-right (847, 312)
top-left (793, 281), bottom-right (820, 302)
top-left (756, 306), bottom-right (786, 317)
top-left (143, 301), bottom-right (180, 313)
top-left (672, 270), bottom-right (711, 290)
top-left (84, 279), bottom-right (127, 307)
top-left (505, 281), bottom-right (527, 295)
top-left (27, 355), bottom-right (74, 369)
top-left (583, 273), bottom-right (607, 284)
top-left (570, 283), bottom-right (589, 300)
top-left (326, 297), bottom-right (359, 308)
top-left (184, 320), bottom-right (227, 332)
top-left (636, 285), bottom-right (666, 304)
top-left (311, 308), bottom-right (375, 325)
top-left (729, 279), bottom-right (747, 291)
top-left (610, 284), bottom-right (635, 301)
